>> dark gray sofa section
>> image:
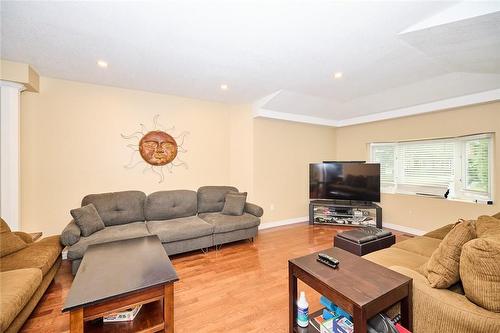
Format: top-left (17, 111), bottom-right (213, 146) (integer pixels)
top-left (197, 186), bottom-right (238, 213)
top-left (145, 190), bottom-right (197, 221)
top-left (82, 191), bottom-right (146, 226)
top-left (61, 187), bottom-right (263, 274)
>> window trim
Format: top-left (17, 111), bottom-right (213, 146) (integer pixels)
top-left (369, 133), bottom-right (494, 204)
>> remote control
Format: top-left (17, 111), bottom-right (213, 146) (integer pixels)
top-left (318, 253), bottom-right (340, 266)
top-left (317, 257), bottom-right (338, 269)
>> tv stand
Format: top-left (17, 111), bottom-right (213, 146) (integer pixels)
top-left (309, 200), bottom-right (382, 228)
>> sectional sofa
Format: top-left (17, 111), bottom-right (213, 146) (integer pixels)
top-left (0, 219), bottom-right (62, 333)
top-left (363, 215), bottom-right (500, 333)
top-left (61, 186), bottom-right (263, 274)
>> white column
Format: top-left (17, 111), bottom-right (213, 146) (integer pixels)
top-left (0, 80), bottom-right (24, 230)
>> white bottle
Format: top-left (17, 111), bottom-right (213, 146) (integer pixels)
top-left (297, 291), bottom-right (309, 327)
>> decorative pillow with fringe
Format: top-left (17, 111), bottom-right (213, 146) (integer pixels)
top-left (460, 237), bottom-right (500, 312)
top-left (421, 219), bottom-right (476, 288)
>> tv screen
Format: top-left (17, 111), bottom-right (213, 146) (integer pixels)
top-left (309, 162), bottom-right (380, 202)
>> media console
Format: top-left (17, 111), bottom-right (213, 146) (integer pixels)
top-left (309, 200), bottom-right (382, 229)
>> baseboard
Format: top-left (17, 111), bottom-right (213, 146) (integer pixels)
top-left (259, 216), bottom-right (308, 230)
top-left (383, 222), bottom-right (426, 236)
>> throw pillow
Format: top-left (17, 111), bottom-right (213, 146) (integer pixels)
top-left (70, 204), bottom-right (105, 237)
top-left (0, 217), bottom-right (11, 233)
top-left (0, 233), bottom-right (27, 257)
top-left (476, 215), bottom-right (500, 238)
top-left (493, 212), bottom-right (500, 219)
top-left (0, 218), bottom-right (27, 257)
top-left (460, 238), bottom-right (500, 312)
top-left (421, 219), bottom-right (476, 288)
top-left (221, 192), bottom-right (247, 216)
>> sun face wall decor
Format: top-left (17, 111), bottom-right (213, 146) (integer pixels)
top-left (122, 114), bottom-right (188, 183)
top-left (139, 131), bottom-right (178, 166)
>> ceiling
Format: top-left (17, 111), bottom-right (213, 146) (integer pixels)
top-left (2, 1), bottom-right (500, 126)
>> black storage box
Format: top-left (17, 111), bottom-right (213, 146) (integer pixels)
top-left (334, 230), bottom-right (396, 256)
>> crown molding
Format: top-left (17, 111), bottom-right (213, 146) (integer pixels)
top-left (254, 108), bottom-right (338, 127)
top-left (399, 2), bottom-right (500, 34)
top-left (252, 90), bottom-right (283, 113)
top-left (335, 88), bottom-right (500, 127)
top-left (253, 88), bottom-right (500, 128)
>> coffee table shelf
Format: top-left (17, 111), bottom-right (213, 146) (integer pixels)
top-left (84, 300), bottom-right (164, 333)
top-left (289, 247), bottom-right (412, 333)
top-left (292, 309), bottom-right (323, 333)
top-left (63, 236), bottom-right (178, 333)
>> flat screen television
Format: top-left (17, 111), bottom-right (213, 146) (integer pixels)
top-left (309, 162), bottom-right (380, 202)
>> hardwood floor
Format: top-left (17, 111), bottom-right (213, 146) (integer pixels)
top-left (20, 222), bottom-right (411, 333)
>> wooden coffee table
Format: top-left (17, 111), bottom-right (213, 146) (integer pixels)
top-left (289, 247), bottom-right (412, 333)
top-left (62, 235), bottom-right (179, 333)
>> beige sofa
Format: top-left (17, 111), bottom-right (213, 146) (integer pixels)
top-left (0, 219), bottom-right (62, 333)
top-left (364, 221), bottom-right (500, 333)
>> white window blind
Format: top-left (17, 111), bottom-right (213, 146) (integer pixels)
top-left (370, 133), bottom-right (493, 202)
top-left (399, 141), bottom-right (454, 189)
top-left (464, 138), bottom-right (490, 193)
top-left (371, 144), bottom-right (395, 184)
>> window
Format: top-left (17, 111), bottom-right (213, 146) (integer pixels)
top-left (370, 133), bottom-right (493, 202)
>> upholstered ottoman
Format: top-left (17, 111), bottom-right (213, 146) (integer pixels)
top-left (334, 228), bottom-right (395, 256)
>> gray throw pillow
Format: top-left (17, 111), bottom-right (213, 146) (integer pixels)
top-left (221, 192), bottom-right (247, 216)
top-left (70, 204), bottom-right (105, 237)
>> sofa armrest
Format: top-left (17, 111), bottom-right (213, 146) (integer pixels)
top-left (60, 220), bottom-right (81, 246)
top-left (244, 202), bottom-right (264, 217)
top-left (423, 223), bottom-right (454, 240)
top-left (389, 265), bottom-right (500, 332)
top-left (13, 231), bottom-right (34, 244)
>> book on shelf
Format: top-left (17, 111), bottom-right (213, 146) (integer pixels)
top-left (103, 304), bottom-right (142, 322)
top-left (309, 312), bottom-right (325, 331)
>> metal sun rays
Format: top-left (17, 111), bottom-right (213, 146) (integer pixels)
top-left (121, 114), bottom-right (189, 183)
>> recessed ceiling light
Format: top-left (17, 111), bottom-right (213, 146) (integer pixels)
top-left (97, 60), bottom-right (108, 68)
top-left (334, 72), bottom-right (343, 79)
top-left (220, 84), bottom-right (229, 91)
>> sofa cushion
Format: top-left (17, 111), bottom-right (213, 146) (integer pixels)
top-left (197, 186), bottom-right (238, 213)
top-left (0, 231), bottom-right (27, 258)
top-left (67, 222), bottom-right (150, 260)
top-left (0, 236), bottom-right (62, 275)
top-left (82, 191), bottom-right (146, 226)
top-left (388, 265), bottom-right (500, 333)
top-left (392, 236), bottom-right (442, 258)
top-left (493, 212), bottom-right (500, 219)
top-left (145, 190), bottom-right (197, 221)
top-left (0, 268), bottom-right (42, 332)
top-left (221, 192), bottom-right (247, 216)
top-left (70, 203), bottom-right (105, 237)
top-left (460, 238), bottom-right (500, 312)
top-left (0, 218), bottom-right (27, 258)
top-left (422, 220), bottom-right (476, 288)
top-left (423, 223), bottom-right (455, 240)
top-left (146, 216), bottom-right (213, 243)
top-left (198, 212), bottom-right (260, 233)
top-left (475, 215), bottom-right (500, 238)
top-left (363, 247), bottom-right (430, 271)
